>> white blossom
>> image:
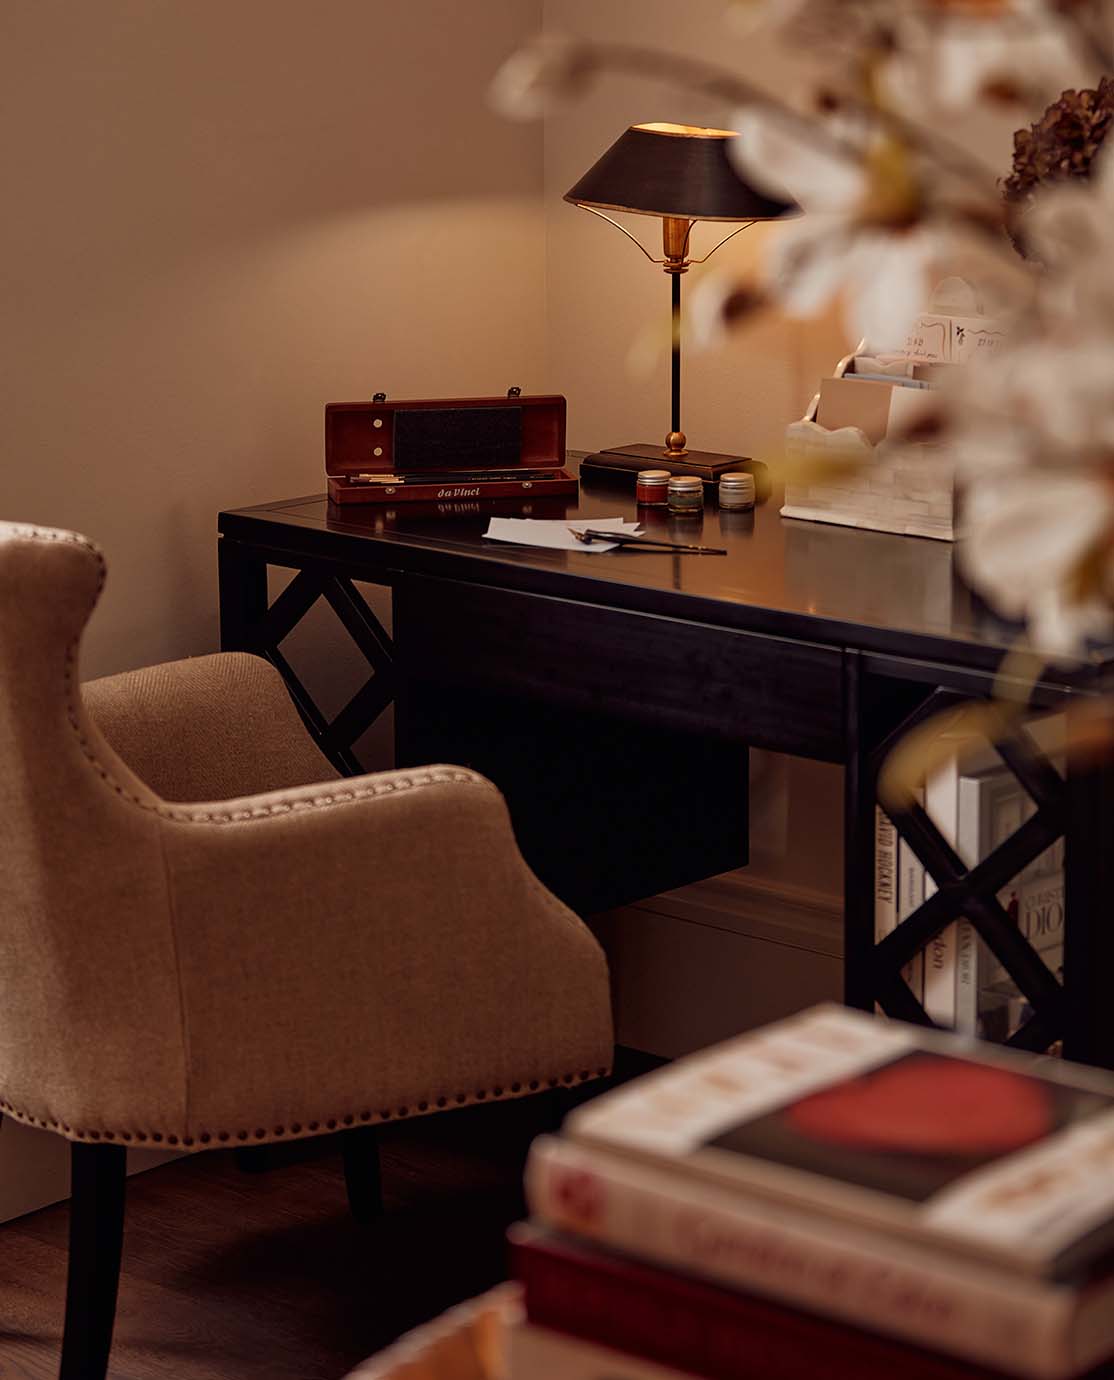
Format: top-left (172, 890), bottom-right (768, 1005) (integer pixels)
top-left (769, 216), bottom-right (941, 346)
top-left (958, 470), bottom-right (1114, 656)
top-left (884, 6), bottom-right (1085, 113)
top-left (730, 106), bottom-right (945, 346)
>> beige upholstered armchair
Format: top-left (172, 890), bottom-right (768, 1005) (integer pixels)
top-left (0, 523), bottom-right (613, 1380)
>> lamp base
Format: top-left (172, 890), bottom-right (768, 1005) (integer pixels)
top-left (580, 442), bottom-right (750, 485)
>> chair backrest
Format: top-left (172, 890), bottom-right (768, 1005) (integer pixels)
top-left (0, 524), bottom-right (188, 1138)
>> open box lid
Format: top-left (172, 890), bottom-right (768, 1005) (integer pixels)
top-left (325, 392), bottom-right (567, 479)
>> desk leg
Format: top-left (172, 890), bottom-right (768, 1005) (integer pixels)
top-left (1064, 749), bottom-right (1114, 1068)
top-left (216, 541), bottom-right (396, 776)
top-left (218, 537), bottom-right (268, 653)
top-left (843, 653), bottom-right (876, 1012)
top-left (842, 656), bottom-right (945, 1018)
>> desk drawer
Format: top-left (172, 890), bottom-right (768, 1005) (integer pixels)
top-left (394, 575), bottom-right (845, 761)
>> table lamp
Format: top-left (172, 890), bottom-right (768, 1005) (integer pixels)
top-left (565, 121), bottom-right (797, 482)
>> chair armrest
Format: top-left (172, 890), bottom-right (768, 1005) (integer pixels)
top-left (157, 766), bottom-right (612, 1143)
top-left (83, 652), bottom-right (338, 802)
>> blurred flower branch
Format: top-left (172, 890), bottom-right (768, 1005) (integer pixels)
top-left (495, 32), bottom-right (1000, 192)
top-left (493, 1), bottom-right (1114, 747)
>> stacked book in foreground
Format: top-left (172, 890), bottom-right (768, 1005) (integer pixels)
top-left (507, 1004), bottom-right (1114, 1380)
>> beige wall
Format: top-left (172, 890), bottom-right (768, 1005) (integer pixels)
top-left (1, 0), bottom-right (546, 678)
top-left (0, 8), bottom-right (848, 1208)
top-left (541, 0), bottom-right (846, 903)
top-left (0, 0), bottom-right (548, 1224)
top-left (1, 0), bottom-right (842, 899)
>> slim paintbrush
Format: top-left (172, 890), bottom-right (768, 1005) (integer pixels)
top-left (349, 469), bottom-right (565, 485)
top-left (570, 528), bottom-right (727, 555)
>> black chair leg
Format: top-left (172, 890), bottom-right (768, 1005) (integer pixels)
top-left (340, 1126), bottom-right (383, 1224)
top-left (60, 1141), bottom-right (127, 1380)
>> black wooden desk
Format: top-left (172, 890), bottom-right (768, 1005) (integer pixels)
top-left (218, 462), bottom-right (1114, 1067)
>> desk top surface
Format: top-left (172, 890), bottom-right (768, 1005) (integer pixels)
top-left (219, 459), bottom-right (1111, 684)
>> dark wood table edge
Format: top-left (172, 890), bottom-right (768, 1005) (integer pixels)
top-left (217, 502), bottom-right (1108, 694)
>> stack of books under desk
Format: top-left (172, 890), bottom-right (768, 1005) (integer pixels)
top-left (504, 1004), bottom-right (1114, 1380)
top-left (875, 712), bottom-right (1065, 1039)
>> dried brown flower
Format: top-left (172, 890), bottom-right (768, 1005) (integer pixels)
top-left (1003, 77), bottom-right (1114, 212)
top-left (1002, 78), bottom-right (1114, 258)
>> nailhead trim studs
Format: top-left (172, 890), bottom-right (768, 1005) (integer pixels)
top-left (0, 1067), bottom-right (614, 1149)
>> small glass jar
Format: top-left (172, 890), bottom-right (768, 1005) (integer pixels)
top-left (635, 469), bottom-right (671, 506)
top-left (666, 474), bottom-right (704, 516)
top-left (718, 471), bottom-right (756, 511)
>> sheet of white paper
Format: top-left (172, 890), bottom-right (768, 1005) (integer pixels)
top-left (483, 517), bottom-right (641, 553)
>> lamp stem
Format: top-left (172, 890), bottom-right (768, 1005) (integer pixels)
top-left (660, 216), bottom-right (690, 458)
top-left (665, 269), bottom-right (687, 457)
top-left (672, 271), bottom-right (681, 436)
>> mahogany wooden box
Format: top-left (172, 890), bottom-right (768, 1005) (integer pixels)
top-left (325, 392), bottom-right (575, 506)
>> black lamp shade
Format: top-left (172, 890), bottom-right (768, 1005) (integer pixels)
top-left (564, 122), bottom-right (796, 223)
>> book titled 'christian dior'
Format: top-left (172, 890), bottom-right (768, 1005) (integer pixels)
top-left (527, 1005), bottom-right (1114, 1378)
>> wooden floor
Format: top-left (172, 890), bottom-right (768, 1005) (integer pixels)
top-left (0, 1094), bottom-right (561, 1380)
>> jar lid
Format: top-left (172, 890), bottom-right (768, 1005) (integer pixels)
top-left (719, 471), bottom-right (755, 490)
top-left (667, 475), bottom-right (704, 491)
top-left (637, 469), bottom-right (671, 482)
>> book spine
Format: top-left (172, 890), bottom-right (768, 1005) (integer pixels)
top-left (984, 874), bottom-right (1065, 992)
top-left (1017, 792), bottom-right (1063, 888)
top-left (879, 808), bottom-right (925, 1006)
top-left (896, 809), bottom-right (925, 1004)
top-left (956, 765), bottom-right (1064, 1040)
top-left (953, 775), bottom-right (984, 1036)
top-left (874, 807), bottom-right (898, 1012)
top-left (953, 919), bottom-right (979, 1035)
top-left (513, 1231), bottom-right (1007, 1380)
top-left (874, 807), bottom-right (897, 947)
top-left (923, 763), bottom-right (958, 1027)
top-left (526, 1138), bottom-right (1085, 1380)
top-left (957, 771), bottom-right (1026, 1036)
top-left (509, 1320), bottom-right (693, 1380)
